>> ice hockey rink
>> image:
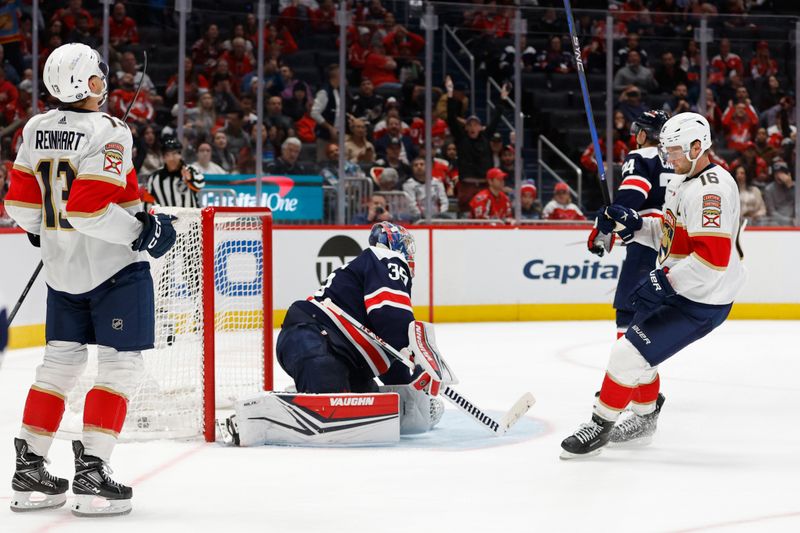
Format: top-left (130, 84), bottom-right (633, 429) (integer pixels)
top-left (1, 319), bottom-right (798, 533)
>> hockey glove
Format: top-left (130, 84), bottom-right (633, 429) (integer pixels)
top-left (603, 204), bottom-right (642, 243)
top-left (132, 212), bottom-right (177, 258)
top-left (630, 268), bottom-right (676, 312)
top-left (26, 232), bottom-right (40, 248)
top-left (587, 219), bottom-right (614, 257)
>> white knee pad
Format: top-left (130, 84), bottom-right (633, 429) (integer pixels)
top-left (35, 341), bottom-right (89, 395)
top-left (606, 337), bottom-right (654, 387)
top-left (94, 346), bottom-right (145, 399)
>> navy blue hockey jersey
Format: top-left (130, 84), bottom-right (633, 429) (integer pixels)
top-left (616, 146), bottom-right (678, 217)
top-left (294, 246), bottom-right (415, 379)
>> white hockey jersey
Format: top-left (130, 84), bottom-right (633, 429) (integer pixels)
top-left (631, 163), bottom-right (747, 305)
top-left (5, 108), bottom-right (144, 294)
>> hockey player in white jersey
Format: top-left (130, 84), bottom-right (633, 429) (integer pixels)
top-left (561, 113), bottom-right (746, 459)
top-left (4, 43), bottom-right (177, 515)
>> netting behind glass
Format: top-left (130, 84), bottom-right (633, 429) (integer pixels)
top-left (60, 208), bottom-right (266, 441)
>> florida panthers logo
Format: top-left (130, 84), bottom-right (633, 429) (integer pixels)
top-left (658, 209), bottom-right (676, 265)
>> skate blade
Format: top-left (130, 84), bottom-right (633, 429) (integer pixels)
top-left (10, 491), bottom-right (67, 512)
top-left (71, 495), bottom-right (132, 517)
top-left (608, 435), bottom-right (654, 448)
top-left (559, 448), bottom-right (604, 460)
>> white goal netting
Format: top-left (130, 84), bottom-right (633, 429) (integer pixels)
top-left (59, 207), bottom-right (271, 441)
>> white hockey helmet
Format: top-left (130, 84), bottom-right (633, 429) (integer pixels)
top-left (658, 112), bottom-right (712, 174)
top-left (43, 43), bottom-right (108, 104)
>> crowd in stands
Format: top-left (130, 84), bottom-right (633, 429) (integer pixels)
top-left (0, 0), bottom-right (797, 227)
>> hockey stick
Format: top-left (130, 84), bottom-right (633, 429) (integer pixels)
top-left (122, 51), bottom-right (148, 122)
top-left (563, 0), bottom-right (611, 206)
top-left (8, 53), bottom-right (150, 327)
top-left (320, 299), bottom-right (535, 436)
top-left (7, 261), bottom-right (43, 325)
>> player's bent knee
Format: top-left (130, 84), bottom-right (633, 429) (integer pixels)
top-left (35, 341), bottom-right (89, 394)
top-left (607, 337), bottom-right (653, 385)
top-left (94, 346), bottom-right (145, 398)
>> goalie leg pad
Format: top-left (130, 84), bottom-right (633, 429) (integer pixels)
top-left (380, 384), bottom-right (442, 434)
top-left (20, 341), bottom-right (88, 457)
top-left (82, 346), bottom-right (144, 461)
top-left (233, 392), bottom-right (400, 446)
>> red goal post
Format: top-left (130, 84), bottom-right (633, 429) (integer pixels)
top-left (59, 207), bottom-right (274, 443)
top-left (200, 207), bottom-right (274, 441)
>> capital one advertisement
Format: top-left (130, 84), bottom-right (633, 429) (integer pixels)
top-left (203, 174), bottom-right (323, 221)
top-left (433, 229), bottom-right (625, 305)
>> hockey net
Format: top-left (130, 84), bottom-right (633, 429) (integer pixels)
top-left (60, 207), bottom-right (273, 442)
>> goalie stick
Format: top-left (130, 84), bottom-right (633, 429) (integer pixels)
top-left (321, 299), bottom-right (535, 436)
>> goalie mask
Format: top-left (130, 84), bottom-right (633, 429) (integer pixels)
top-left (43, 43), bottom-right (109, 105)
top-left (368, 222), bottom-right (416, 276)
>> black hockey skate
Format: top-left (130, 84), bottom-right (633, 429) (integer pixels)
top-left (10, 438), bottom-right (68, 512)
top-left (560, 414), bottom-right (615, 460)
top-left (71, 441), bottom-right (132, 517)
top-left (609, 393), bottom-right (666, 447)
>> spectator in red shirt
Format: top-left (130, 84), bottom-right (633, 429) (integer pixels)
top-left (709, 38), bottom-right (743, 87)
top-left (109, 72), bottom-right (154, 126)
top-left (469, 168), bottom-right (513, 220)
top-left (219, 37), bottom-right (254, 95)
top-left (542, 182), bottom-right (585, 221)
top-left (362, 42), bottom-right (400, 89)
top-left (51, 0), bottom-right (94, 33)
top-left (382, 26), bottom-right (424, 58)
top-left (109, 1), bottom-right (139, 48)
top-left (192, 24), bottom-right (222, 76)
top-left (730, 142), bottom-right (769, 185)
top-left (0, 68), bottom-right (19, 125)
top-left (750, 41), bottom-right (779, 80)
top-left (704, 88), bottom-right (723, 134)
top-left (349, 26), bottom-right (372, 71)
top-left (311, 0), bottom-right (337, 33)
top-left (722, 100), bottom-right (759, 151)
top-left (166, 57), bottom-right (208, 108)
top-left (580, 136), bottom-right (628, 175)
top-left (67, 13), bottom-right (98, 49)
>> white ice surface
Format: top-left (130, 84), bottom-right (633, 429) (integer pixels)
top-left (1, 320), bottom-right (799, 533)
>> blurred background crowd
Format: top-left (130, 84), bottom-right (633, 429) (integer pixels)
top-left (0, 0), bottom-right (798, 227)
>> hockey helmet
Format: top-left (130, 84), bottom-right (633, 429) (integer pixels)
top-left (658, 112), bottom-right (712, 174)
top-left (368, 222), bottom-right (416, 276)
top-left (43, 43), bottom-right (108, 104)
top-left (631, 110), bottom-right (669, 143)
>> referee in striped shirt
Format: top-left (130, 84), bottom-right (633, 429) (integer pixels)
top-left (145, 137), bottom-right (205, 207)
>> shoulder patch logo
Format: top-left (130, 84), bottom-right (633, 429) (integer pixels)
top-left (103, 142), bottom-right (124, 175)
top-left (58, 116), bottom-right (67, 125)
top-left (702, 194), bottom-right (722, 228)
